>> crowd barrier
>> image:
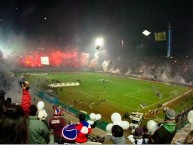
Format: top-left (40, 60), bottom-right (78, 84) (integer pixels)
top-left (37, 91), bottom-right (108, 131)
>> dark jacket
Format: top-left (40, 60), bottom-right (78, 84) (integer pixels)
top-left (49, 116), bottom-right (66, 138)
top-left (148, 122), bottom-right (176, 144)
top-left (28, 116), bottom-right (50, 144)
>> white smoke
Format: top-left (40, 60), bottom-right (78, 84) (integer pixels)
top-left (89, 52), bottom-right (99, 67)
top-left (160, 70), bottom-right (170, 82)
top-left (172, 73), bottom-right (186, 84)
top-left (102, 60), bottom-right (110, 72)
top-left (125, 68), bottom-right (132, 76)
top-left (0, 45), bottom-right (13, 58)
top-left (80, 52), bottom-right (90, 66)
top-left (131, 62), bottom-right (188, 84)
top-left (109, 68), bottom-right (121, 74)
top-left (101, 60), bottom-right (121, 74)
top-left (94, 52), bottom-right (99, 60)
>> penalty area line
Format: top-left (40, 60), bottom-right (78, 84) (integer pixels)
top-left (106, 100), bottom-right (136, 110)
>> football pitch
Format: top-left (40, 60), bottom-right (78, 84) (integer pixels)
top-left (29, 72), bottom-right (190, 121)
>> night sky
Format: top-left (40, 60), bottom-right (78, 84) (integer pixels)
top-left (0, 0), bottom-right (193, 57)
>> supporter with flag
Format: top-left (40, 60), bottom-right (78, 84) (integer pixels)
top-left (75, 113), bottom-right (91, 143)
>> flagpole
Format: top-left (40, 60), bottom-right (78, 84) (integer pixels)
top-left (167, 23), bottom-right (172, 57)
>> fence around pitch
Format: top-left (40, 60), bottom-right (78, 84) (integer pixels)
top-left (37, 91), bottom-right (108, 131)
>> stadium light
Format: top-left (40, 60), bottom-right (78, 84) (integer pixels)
top-left (142, 30), bottom-right (151, 36)
top-left (95, 38), bottom-right (104, 47)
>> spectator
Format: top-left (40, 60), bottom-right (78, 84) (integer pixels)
top-left (184, 130), bottom-right (193, 144)
top-left (128, 127), bottom-right (148, 144)
top-left (0, 104), bottom-right (28, 144)
top-left (104, 125), bottom-right (131, 144)
top-left (49, 106), bottom-right (66, 143)
top-left (142, 124), bottom-right (151, 139)
top-left (6, 97), bottom-right (12, 105)
top-left (0, 90), bottom-right (6, 106)
top-left (28, 105), bottom-right (50, 144)
top-left (75, 113), bottom-right (91, 143)
top-left (148, 109), bottom-right (176, 144)
top-left (53, 105), bottom-right (63, 116)
top-left (20, 81), bottom-right (31, 116)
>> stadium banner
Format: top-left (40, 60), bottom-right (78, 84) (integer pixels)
top-left (38, 91), bottom-right (58, 104)
top-left (154, 31), bottom-right (166, 41)
top-left (41, 56), bottom-right (49, 65)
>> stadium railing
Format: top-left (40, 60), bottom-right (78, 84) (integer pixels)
top-left (37, 91), bottom-right (108, 131)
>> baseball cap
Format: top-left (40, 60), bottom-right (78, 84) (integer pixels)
top-left (165, 109), bottom-right (176, 120)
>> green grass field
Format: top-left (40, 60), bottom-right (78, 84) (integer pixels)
top-left (28, 71), bottom-right (190, 121)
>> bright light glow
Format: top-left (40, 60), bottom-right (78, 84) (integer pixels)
top-left (95, 38), bottom-right (104, 46)
top-left (142, 30), bottom-right (151, 36)
top-left (0, 45), bottom-right (13, 58)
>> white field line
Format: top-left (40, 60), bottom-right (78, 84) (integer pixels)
top-left (163, 90), bottom-right (192, 106)
top-left (106, 99), bottom-right (136, 110)
top-left (106, 89), bottom-right (154, 110)
top-left (122, 89), bottom-right (154, 103)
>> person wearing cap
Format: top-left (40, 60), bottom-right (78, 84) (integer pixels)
top-left (128, 127), bottom-right (148, 144)
top-left (48, 106), bottom-right (66, 143)
top-left (148, 109), bottom-right (177, 144)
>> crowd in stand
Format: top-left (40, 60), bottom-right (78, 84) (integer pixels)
top-left (116, 56), bottom-right (193, 85)
top-left (0, 80), bottom-right (97, 144)
top-left (0, 79), bottom-right (193, 144)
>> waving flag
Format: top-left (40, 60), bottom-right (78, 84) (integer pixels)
top-left (154, 31), bottom-right (166, 41)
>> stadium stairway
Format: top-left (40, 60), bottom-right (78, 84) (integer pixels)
top-left (172, 123), bottom-right (192, 144)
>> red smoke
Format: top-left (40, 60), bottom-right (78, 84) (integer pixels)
top-left (17, 48), bottom-right (95, 68)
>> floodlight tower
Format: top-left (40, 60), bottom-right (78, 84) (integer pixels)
top-left (167, 23), bottom-right (172, 58)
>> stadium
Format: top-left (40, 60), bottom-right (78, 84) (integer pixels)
top-left (1, 43), bottom-right (193, 144)
top-left (0, 1), bottom-right (193, 143)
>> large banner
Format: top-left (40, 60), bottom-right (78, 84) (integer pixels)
top-left (41, 56), bottom-right (49, 65)
top-left (38, 91), bottom-right (58, 104)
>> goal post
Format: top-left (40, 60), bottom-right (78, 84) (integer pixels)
top-left (152, 85), bottom-right (162, 99)
top-left (170, 90), bottom-right (178, 97)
